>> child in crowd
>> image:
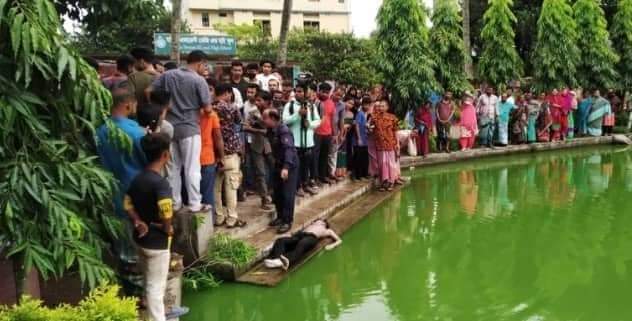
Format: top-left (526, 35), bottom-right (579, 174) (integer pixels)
top-left (336, 96), bottom-right (356, 178)
top-left (353, 99), bottom-right (370, 179)
top-left (149, 90), bottom-right (174, 140)
top-left (137, 104), bottom-right (163, 133)
top-left (364, 97), bottom-right (379, 178)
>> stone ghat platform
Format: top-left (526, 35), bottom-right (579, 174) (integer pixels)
top-left (400, 135), bottom-right (630, 169)
top-left (206, 134), bottom-right (630, 285)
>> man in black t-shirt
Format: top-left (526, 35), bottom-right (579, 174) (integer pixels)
top-left (124, 133), bottom-right (183, 321)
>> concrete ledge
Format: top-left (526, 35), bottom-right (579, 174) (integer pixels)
top-left (236, 180), bottom-right (410, 286)
top-left (401, 136), bottom-right (619, 169)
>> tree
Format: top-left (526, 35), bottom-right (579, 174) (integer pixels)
top-left (1, 0), bottom-right (126, 295)
top-left (513, 0), bottom-right (543, 72)
top-left (290, 31), bottom-right (382, 88)
top-left (215, 26), bottom-right (381, 88)
top-left (277, 0), bottom-right (293, 66)
top-left (574, 0), bottom-right (619, 89)
top-left (215, 23), bottom-right (277, 60)
top-left (55, 0), bottom-right (170, 54)
top-left (430, 0), bottom-right (471, 94)
top-left (532, 0), bottom-right (580, 92)
top-left (376, 0), bottom-right (437, 114)
top-left (462, 0), bottom-right (474, 78)
top-left (611, 0), bottom-right (632, 90)
top-left (477, 0), bottom-right (523, 88)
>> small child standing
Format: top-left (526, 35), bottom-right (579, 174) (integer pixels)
top-left (149, 90), bottom-right (174, 179)
top-left (353, 100), bottom-right (370, 179)
top-left (124, 133), bottom-right (186, 321)
top-left (336, 96), bottom-right (356, 178)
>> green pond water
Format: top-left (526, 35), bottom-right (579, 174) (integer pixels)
top-left (183, 146), bottom-right (632, 321)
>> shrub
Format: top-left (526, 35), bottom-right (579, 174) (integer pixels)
top-left (183, 234), bottom-right (257, 291)
top-left (0, 285), bottom-right (137, 321)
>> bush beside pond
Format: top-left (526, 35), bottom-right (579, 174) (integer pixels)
top-left (0, 285), bottom-right (137, 321)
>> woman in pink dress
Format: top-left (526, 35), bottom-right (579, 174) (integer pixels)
top-left (459, 93), bottom-right (478, 151)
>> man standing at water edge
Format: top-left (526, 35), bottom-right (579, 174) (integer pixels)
top-left (476, 87), bottom-right (499, 148)
top-left (149, 50), bottom-right (211, 212)
top-left (264, 109), bottom-right (299, 234)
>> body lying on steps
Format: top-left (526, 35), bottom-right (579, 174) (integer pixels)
top-left (264, 219), bottom-right (342, 270)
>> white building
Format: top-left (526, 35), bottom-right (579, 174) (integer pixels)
top-left (182, 0), bottom-right (352, 37)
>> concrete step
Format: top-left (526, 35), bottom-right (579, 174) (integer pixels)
top-left (236, 179), bottom-right (410, 286)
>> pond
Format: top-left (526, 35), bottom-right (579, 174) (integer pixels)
top-left (183, 146), bottom-right (632, 321)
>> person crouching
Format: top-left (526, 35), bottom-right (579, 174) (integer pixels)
top-left (263, 109), bottom-right (300, 234)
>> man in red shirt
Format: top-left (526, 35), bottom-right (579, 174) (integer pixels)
top-left (313, 82), bottom-right (336, 184)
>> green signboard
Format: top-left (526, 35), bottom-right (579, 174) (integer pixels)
top-left (153, 33), bottom-right (236, 56)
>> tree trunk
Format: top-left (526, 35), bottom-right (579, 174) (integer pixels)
top-left (171, 0), bottom-right (182, 64)
top-left (277, 0), bottom-right (293, 66)
top-left (462, 0), bottom-right (473, 78)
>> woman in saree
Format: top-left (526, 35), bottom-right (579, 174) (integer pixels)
top-left (526, 94), bottom-right (541, 143)
top-left (537, 93), bottom-right (554, 142)
top-left (458, 93), bottom-right (478, 151)
top-left (511, 93), bottom-right (529, 144)
top-left (547, 89), bottom-right (565, 141)
top-left (415, 101), bottom-right (433, 157)
top-left (372, 98), bottom-right (400, 191)
top-left (587, 90), bottom-right (611, 137)
top-left (577, 92), bottom-right (592, 136)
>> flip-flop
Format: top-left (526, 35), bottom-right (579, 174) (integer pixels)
top-left (227, 219), bottom-right (247, 229)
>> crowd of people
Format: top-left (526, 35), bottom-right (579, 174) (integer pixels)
top-left (411, 87), bottom-right (625, 156)
top-left (94, 48), bottom-right (407, 321)
top-left (92, 46), bottom-right (629, 321)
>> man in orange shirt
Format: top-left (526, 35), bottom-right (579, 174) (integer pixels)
top-left (200, 101), bottom-right (225, 212)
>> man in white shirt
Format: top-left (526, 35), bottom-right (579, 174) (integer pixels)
top-left (476, 87), bottom-right (499, 148)
top-left (256, 59), bottom-right (279, 92)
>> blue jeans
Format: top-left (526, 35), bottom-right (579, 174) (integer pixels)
top-left (201, 164), bottom-right (217, 208)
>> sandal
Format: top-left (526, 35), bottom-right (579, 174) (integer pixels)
top-left (227, 219), bottom-right (247, 229)
top-left (387, 183), bottom-right (394, 192)
top-left (378, 181), bottom-right (388, 192)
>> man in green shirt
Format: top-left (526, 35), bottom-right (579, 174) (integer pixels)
top-left (283, 84), bottom-right (321, 196)
top-left (129, 47), bottom-right (160, 105)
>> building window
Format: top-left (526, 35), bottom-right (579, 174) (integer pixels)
top-left (219, 12), bottom-right (227, 17)
top-left (255, 19), bottom-right (272, 36)
top-left (339, 0), bottom-right (344, 2)
top-left (201, 12), bottom-right (209, 27)
top-left (304, 21), bottom-right (320, 31)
